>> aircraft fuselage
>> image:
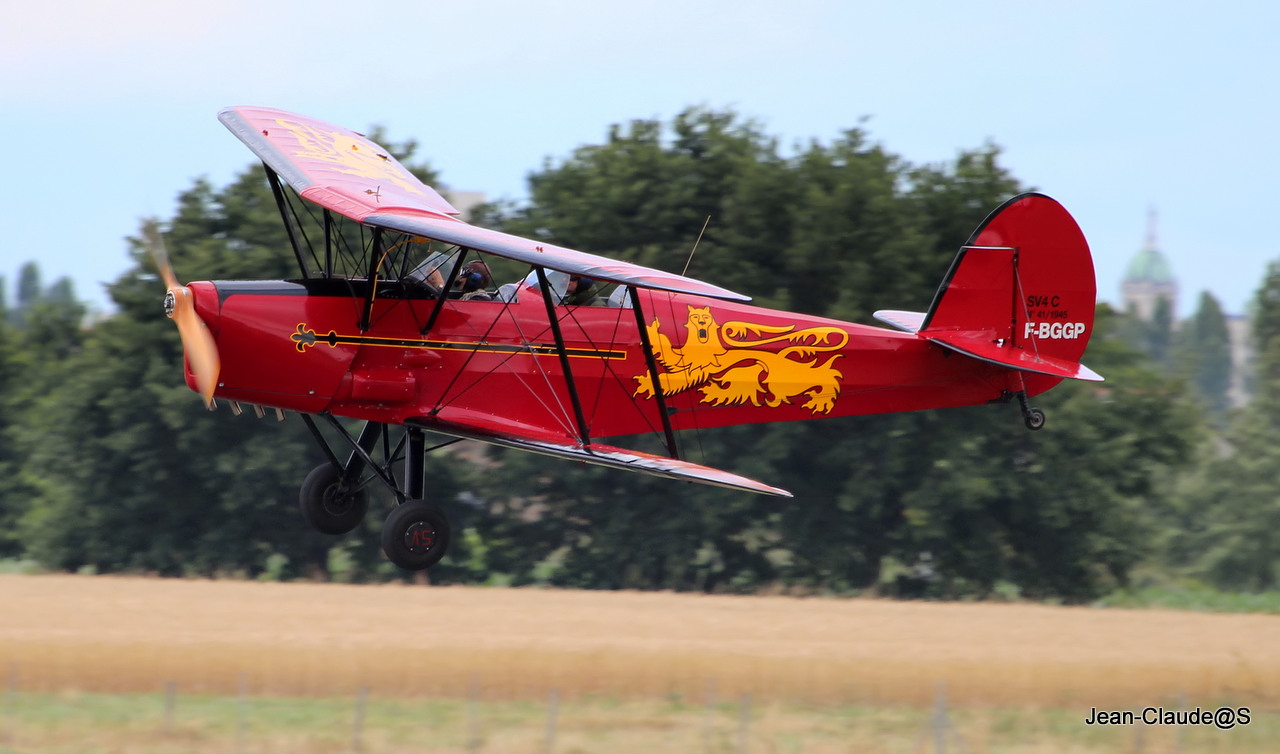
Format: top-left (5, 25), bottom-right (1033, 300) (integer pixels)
top-left (187, 278), bottom-right (1050, 446)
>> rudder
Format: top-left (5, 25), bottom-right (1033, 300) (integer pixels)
top-left (876, 193), bottom-right (1101, 390)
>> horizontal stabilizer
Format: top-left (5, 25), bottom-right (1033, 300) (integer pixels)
top-left (925, 331), bottom-right (1103, 382)
top-left (873, 309), bottom-right (926, 333)
top-left (405, 417), bottom-right (792, 497)
top-left (874, 309), bottom-right (1102, 381)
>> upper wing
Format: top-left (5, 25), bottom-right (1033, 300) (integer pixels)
top-left (218, 105), bottom-right (750, 303)
top-left (218, 105), bottom-right (461, 219)
top-left (366, 210), bottom-right (749, 301)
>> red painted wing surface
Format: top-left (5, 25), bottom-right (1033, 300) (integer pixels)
top-left (218, 106), bottom-right (749, 302)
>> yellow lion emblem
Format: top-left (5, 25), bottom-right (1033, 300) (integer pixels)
top-left (634, 306), bottom-right (846, 414)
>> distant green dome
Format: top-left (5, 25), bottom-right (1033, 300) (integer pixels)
top-left (1124, 248), bottom-right (1174, 284)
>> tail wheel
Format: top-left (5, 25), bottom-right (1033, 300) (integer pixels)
top-left (381, 501), bottom-right (451, 570)
top-left (299, 464), bottom-right (369, 535)
top-left (1024, 408), bottom-right (1046, 431)
top-left (1014, 390), bottom-right (1046, 431)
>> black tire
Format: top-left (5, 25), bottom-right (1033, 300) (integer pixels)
top-left (299, 463), bottom-right (369, 535)
top-left (381, 501), bottom-right (451, 570)
top-left (1024, 408), bottom-right (1046, 431)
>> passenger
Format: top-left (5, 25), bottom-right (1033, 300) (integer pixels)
top-left (563, 276), bottom-right (604, 306)
top-left (506, 270), bottom-right (569, 303)
top-left (497, 271), bottom-right (608, 305)
top-left (409, 250), bottom-right (455, 289)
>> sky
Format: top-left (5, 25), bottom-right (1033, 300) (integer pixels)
top-left (2, 0), bottom-right (1276, 319)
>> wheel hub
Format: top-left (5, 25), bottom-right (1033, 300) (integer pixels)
top-left (322, 486), bottom-right (357, 516)
top-left (404, 521), bottom-right (437, 552)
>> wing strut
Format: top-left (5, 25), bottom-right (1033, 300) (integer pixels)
top-left (534, 267), bottom-right (592, 447)
top-left (300, 414), bottom-right (405, 502)
top-left (421, 251), bottom-right (469, 335)
top-left (359, 227), bottom-right (385, 331)
top-left (628, 286), bottom-right (680, 460)
top-left (322, 209), bottom-right (335, 277)
top-left (264, 164), bottom-right (311, 279)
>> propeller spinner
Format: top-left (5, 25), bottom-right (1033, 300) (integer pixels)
top-left (144, 221), bottom-right (221, 408)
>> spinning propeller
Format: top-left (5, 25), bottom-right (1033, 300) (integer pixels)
top-left (144, 221), bottom-right (221, 408)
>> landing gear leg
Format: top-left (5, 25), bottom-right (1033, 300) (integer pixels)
top-left (1017, 391), bottom-right (1046, 431)
top-left (380, 427), bottom-right (451, 570)
top-left (297, 420), bottom-right (381, 535)
top-left (298, 416), bottom-right (454, 570)
top-left (405, 427), bottom-right (425, 500)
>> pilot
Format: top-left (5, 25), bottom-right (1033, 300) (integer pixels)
top-left (454, 261), bottom-right (494, 300)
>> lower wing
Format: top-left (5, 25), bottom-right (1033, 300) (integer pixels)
top-left (405, 416), bottom-right (792, 497)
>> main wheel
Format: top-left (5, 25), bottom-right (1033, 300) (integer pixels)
top-left (381, 501), bottom-right (451, 570)
top-left (299, 463), bottom-right (369, 535)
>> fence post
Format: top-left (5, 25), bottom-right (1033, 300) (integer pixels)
top-left (737, 693), bottom-right (751, 754)
top-left (543, 688), bottom-right (559, 754)
top-left (163, 680), bottom-right (177, 734)
top-left (702, 677), bottom-right (718, 754)
top-left (4, 662), bottom-right (15, 748)
top-left (236, 672), bottom-right (249, 754)
top-left (922, 683), bottom-right (967, 754)
top-left (352, 685), bottom-right (369, 752)
top-left (467, 673), bottom-right (481, 753)
top-left (934, 683), bottom-right (947, 753)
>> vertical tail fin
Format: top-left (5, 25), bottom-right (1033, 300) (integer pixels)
top-left (876, 193), bottom-right (1102, 390)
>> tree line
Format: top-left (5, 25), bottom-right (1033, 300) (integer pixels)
top-left (0, 108), bottom-right (1272, 600)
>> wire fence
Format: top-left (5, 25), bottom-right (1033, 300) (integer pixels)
top-left (3, 661), bottom-right (1267, 754)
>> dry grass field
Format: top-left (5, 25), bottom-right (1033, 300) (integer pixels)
top-left (1, 574), bottom-right (1276, 710)
top-left (2, 575), bottom-right (1277, 752)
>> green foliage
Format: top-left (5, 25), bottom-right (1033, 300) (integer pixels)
top-left (1116, 294), bottom-right (1176, 368)
top-left (0, 271), bottom-right (87, 558)
top-left (1161, 265), bottom-right (1280, 592)
top-left (1168, 292), bottom-right (1232, 418)
top-left (0, 315), bottom-right (23, 557)
top-left (1148, 276), bottom-right (1280, 592)
top-left (1169, 395), bottom-right (1280, 591)
top-left (1251, 260), bottom-right (1280, 375)
top-left (0, 105), bottom-right (1222, 603)
top-left (1098, 582), bottom-right (1280, 613)
top-left (15, 261), bottom-right (41, 319)
top-left (10, 151), bottom-right (459, 580)
top-left (463, 108), bottom-right (1195, 601)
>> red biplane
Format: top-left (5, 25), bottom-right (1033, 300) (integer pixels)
top-left (152, 106), bottom-right (1102, 570)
